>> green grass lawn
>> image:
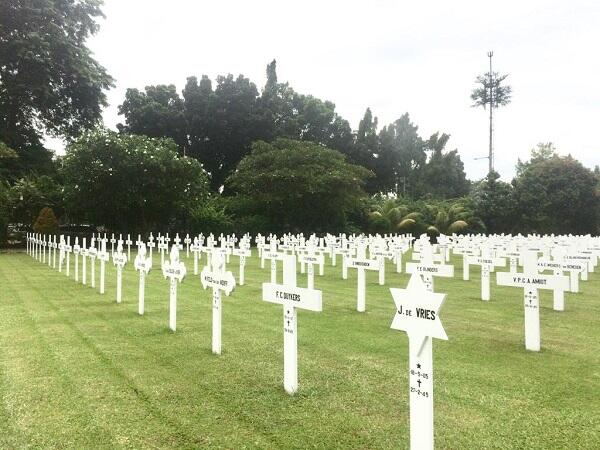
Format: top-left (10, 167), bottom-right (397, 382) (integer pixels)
top-left (1, 249), bottom-right (599, 449)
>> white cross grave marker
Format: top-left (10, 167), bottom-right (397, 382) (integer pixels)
top-left (162, 245), bottom-right (186, 331)
top-left (201, 252), bottom-right (236, 354)
top-left (81, 238), bottom-right (88, 285)
top-left (298, 251), bottom-right (324, 290)
top-left (465, 251), bottom-right (506, 301)
top-left (536, 258), bottom-right (574, 311)
top-left (158, 236), bottom-right (168, 267)
top-left (64, 236), bottom-right (72, 277)
top-left (347, 244), bottom-right (383, 312)
top-left (147, 233), bottom-right (155, 258)
top-left (263, 254), bottom-right (322, 395)
top-left (97, 239), bottom-right (110, 294)
top-left (58, 236), bottom-right (65, 273)
top-left (406, 246), bottom-right (454, 292)
top-left (125, 234), bottom-right (133, 261)
top-left (44, 235), bottom-right (51, 267)
top-left (73, 237), bottom-right (81, 282)
top-left (134, 242), bottom-right (152, 315)
top-left (232, 246), bottom-right (251, 285)
top-left (112, 241), bottom-right (128, 303)
top-left (41, 235), bottom-right (46, 264)
top-left (184, 234), bottom-right (191, 257)
top-left (496, 252), bottom-right (569, 351)
top-left (190, 237), bottom-right (202, 275)
top-left (371, 246), bottom-right (394, 286)
top-left (88, 238), bottom-right (97, 289)
top-left (135, 235), bottom-right (145, 254)
top-left (174, 233), bottom-right (183, 250)
top-left (262, 244), bottom-right (285, 284)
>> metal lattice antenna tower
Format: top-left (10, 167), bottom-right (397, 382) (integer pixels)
top-left (487, 51), bottom-right (494, 174)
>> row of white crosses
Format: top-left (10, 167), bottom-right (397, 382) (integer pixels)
top-left (28, 231), bottom-right (596, 318)
top-left (23, 231), bottom-right (599, 448)
top-left (258, 233), bottom-right (414, 313)
top-left (24, 232), bottom-right (598, 377)
top-left (26, 233), bottom-right (113, 295)
top-left (449, 233), bottom-right (597, 353)
top-left (25, 231), bottom-right (447, 448)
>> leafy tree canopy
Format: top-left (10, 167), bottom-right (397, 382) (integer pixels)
top-left (471, 171), bottom-right (517, 234)
top-left (417, 132), bottom-right (470, 199)
top-left (512, 144), bottom-right (599, 235)
top-left (226, 138), bottom-right (372, 234)
top-left (62, 129), bottom-right (210, 232)
top-left (0, 0), bottom-right (114, 176)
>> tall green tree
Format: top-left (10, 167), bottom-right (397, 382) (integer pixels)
top-left (183, 75), bottom-right (215, 161)
top-left (375, 114), bottom-right (426, 195)
top-left (226, 138), bottom-right (372, 234)
top-left (351, 108), bottom-right (378, 191)
top-left (0, 0), bottom-right (114, 175)
top-left (259, 60), bottom-right (354, 156)
top-left (418, 132), bottom-right (470, 199)
top-left (118, 61), bottom-right (361, 191)
top-left (204, 74), bottom-right (268, 190)
top-left (471, 171), bottom-right (517, 234)
top-left (512, 144), bottom-right (599, 235)
top-left (117, 85), bottom-right (187, 151)
top-left (121, 73), bottom-right (269, 190)
top-left (0, 141), bottom-right (19, 181)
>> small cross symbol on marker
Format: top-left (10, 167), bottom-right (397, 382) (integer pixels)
top-left (417, 379), bottom-right (422, 387)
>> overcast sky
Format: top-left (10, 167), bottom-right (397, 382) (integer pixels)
top-left (53, 0), bottom-right (599, 180)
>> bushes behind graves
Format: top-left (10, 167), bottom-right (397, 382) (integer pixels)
top-left (226, 139), bottom-right (373, 234)
top-left (33, 207), bottom-right (59, 235)
top-left (6, 175), bottom-right (63, 227)
top-left (0, 181), bottom-right (10, 244)
top-left (188, 196), bottom-right (234, 236)
top-left (62, 129), bottom-right (210, 233)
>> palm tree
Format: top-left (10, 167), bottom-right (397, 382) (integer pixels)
top-left (368, 198), bottom-right (421, 234)
top-left (425, 202), bottom-right (483, 235)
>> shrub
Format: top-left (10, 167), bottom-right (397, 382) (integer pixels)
top-left (33, 207), bottom-right (59, 235)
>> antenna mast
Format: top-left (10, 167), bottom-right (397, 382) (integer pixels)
top-left (487, 50), bottom-right (494, 174)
